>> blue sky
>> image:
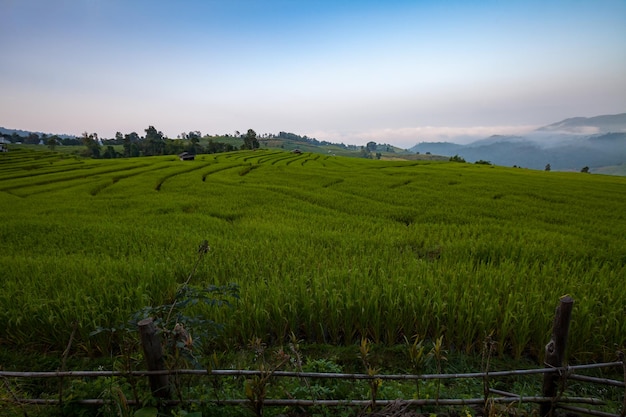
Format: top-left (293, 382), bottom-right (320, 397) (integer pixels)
top-left (2, 0), bottom-right (625, 147)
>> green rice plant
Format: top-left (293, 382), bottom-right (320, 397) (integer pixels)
top-left (0, 149), bottom-right (625, 363)
top-left (404, 334), bottom-right (428, 398)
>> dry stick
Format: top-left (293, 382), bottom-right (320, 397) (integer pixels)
top-left (568, 374), bottom-right (625, 388)
top-left (164, 240), bottom-right (210, 325)
top-left (1, 375), bottom-right (29, 417)
top-left (482, 334), bottom-right (495, 414)
top-left (559, 404), bottom-right (621, 417)
top-left (161, 240), bottom-right (210, 409)
top-left (489, 388), bottom-right (520, 398)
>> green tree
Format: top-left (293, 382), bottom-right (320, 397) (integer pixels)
top-left (366, 141), bottom-right (377, 152)
top-left (25, 133), bottom-right (40, 145)
top-left (545, 163), bottom-right (551, 171)
top-left (241, 129), bottom-right (259, 150)
top-left (81, 132), bottom-right (101, 158)
top-left (102, 145), bottom-right (117, 159)
top-left (360, 146), bottom-right (372, 159)
top-left (46, 137), bottom-right (59, 151)
top-left (124, 132), bottom-right (140, 157)
top-left (581, 166), bottom-right (590, 173)
top-left (144, 125), bottom-right (165, 156)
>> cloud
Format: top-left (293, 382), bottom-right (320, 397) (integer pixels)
top-left (308, 125), bottom-right (540, 149)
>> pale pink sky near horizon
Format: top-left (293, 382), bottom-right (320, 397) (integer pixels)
top-left (2, 0), bottom-right (625, 148)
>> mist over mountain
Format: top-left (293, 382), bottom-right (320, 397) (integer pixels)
top-left (410, 113), bottom-right (626, 173)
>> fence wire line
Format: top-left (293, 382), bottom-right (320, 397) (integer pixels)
top-left (2, 360), bottom-right (623, 416)
top-left (0, 361), bottom-right (622, 380)
top-left (3, 396), bottom-right (609, 406)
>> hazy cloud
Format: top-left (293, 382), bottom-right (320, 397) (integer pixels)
top-left (309, 125), bottom-right (540, 148)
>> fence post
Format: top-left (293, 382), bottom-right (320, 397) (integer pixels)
top-left (138, 317), bottom-right (170, 399)
top-left (540, 295), bottom-right (574, 417)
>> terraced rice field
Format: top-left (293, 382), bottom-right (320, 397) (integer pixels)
top-left (1, 148), bottom-right (625, 361)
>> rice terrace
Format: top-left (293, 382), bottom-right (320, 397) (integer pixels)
top-left (1, 146), bottom-right (625, 416)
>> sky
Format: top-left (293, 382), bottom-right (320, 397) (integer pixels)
top-left (1, 0), bottom-right (625, 148)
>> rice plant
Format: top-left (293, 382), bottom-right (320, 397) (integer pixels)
top-left (0, 148), bottom-right (624, 362)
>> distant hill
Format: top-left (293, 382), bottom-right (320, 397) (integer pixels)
top-left (536, 113), bottom-right (626, 134)
top-left (0, 126), bottom-right (76, 139)
top-left (410, 113), bottom-right (626, 173)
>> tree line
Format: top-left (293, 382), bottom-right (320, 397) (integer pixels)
top-left (2, 127), bottom-right (401, 159)
top-left (2, 126), bottom-right (264, 159)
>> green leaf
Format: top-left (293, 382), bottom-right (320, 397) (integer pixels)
top-left (134, 406), bottom-right (158, 417)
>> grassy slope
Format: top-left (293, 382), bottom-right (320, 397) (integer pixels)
top-left (0, 148), bottom-right (624, 362)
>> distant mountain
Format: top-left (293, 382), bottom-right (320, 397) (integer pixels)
top-left (410, 113), bottom-right (626, 173)
top-left (0, 126), bottom-right (76, 139)
top-left (536, 113), bottom-right (626, 134)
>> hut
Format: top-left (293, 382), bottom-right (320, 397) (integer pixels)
top-left (178, 152), bottom-right (195, 161)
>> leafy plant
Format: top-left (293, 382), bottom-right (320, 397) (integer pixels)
top-left (429, 335), bottom-right (448, 403)
top-left (359, 338), bottom-right (382, 410)
top-left (405, 334), bottom-right (428, 398)
top-left (244, 337), bottom-right (291, 417)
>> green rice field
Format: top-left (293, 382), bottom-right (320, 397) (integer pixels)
top-left (1, 147), bottom-right (625, 362)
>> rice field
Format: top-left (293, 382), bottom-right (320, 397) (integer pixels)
top-left (1, 147), bottom-right (625, 361)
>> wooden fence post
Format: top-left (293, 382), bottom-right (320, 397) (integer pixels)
top-left (540, 295), bottom-right (574, 417)
top-left (138, 318), bottom-right (170, 399)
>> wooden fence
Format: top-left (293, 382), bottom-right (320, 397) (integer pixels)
top-left (1, 297), bottom-right (625, 416)
top-left (1, 362), bottom-right (624, 415)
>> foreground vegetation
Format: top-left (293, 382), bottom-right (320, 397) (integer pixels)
top-left (0, 147), bottom-right (624, 363)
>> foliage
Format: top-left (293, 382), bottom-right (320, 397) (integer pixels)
top-left (91, 240), bottom-right (239, 369)
top-left (241, 129), bottom-right (260, 150)
top-left (449, 154), bottom-right (466, 162)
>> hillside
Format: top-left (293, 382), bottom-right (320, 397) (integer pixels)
top-left (1, 147), bottom-right (624, 364)
top-left (411, 113), bottom-right (626, 173)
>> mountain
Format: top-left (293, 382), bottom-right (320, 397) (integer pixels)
top-left (410, 113), bottom-right (626, 173)
top-left (0, 126), bottom-right (76, 139)
top-left (535, 113), bottom-right (626, 134)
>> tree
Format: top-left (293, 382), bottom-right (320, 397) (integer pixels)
top-left (144, 125), bottom-right (165, 156)
top-left (46, 137), bottom-right (59, 151)
top-left (102, 145), bottom-right (117, 159)
top-left (359, 146), bottom-right (372, 159)
top-left (124, 132), bottom-right (140, 157)
top-left (81, 132), bottom-right (101, 158)
top-left (25, 133), bottom-right (40, 145)
top-left (545, 164), bottom-right (551, 172)
top-left (366, 141), bottom-right (377, 152)
top-left (241, 129), bottom-right (259, 150)
top-left (581, 166), bottom-right (590, 173)
top-left (449, 155), bottom-right (466, 163)
top-left (188, 131), bottom-right (201, 141)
